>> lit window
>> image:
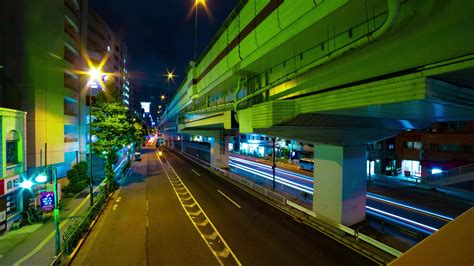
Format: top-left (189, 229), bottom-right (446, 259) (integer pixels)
top-left (6, 131), bottom-right (21, 165)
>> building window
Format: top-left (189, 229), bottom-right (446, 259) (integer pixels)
top-left (439, 144), bottom-right (461, 153)
top-left (6, 131), bottom-right (21, 165)
top-left (404, 141), bottom-right (422, 150)
top-left (413, 141), bottom-right (422, 150)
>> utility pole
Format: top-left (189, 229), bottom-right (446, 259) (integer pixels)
top-left (89, 87), bottom-right (94, 206)
top-left (272, 138), bottom-right (276, 189)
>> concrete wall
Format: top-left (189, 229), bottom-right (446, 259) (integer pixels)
top-left (389, 208), bottom-right (474, 266)
top-left (3, 0), bottom-right (65, 169)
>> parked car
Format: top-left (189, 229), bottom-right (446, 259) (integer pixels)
top-left (134, 151), bottom-right (141, 161)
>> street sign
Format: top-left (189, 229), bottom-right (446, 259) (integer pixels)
top-left (40, 191), bottom-right (55, 212)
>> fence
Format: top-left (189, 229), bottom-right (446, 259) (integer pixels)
top-left (425, 163), bottom-right (474, 183)
top-left (62, 191), bottom-right (107, 255)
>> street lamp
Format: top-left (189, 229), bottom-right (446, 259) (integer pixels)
top-left (86, 66), bottom-right (105, 207)
top-left (194, 0), bottom-right (206, 61)
top-left (20, 167), bottom-right (61, 256)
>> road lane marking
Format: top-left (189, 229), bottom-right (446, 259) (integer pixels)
top-left (217, 190), bottom-right (241, 209)
top-left (116, 197), bottom-right (122, 203)
top-left (157, 151), bottom-right (241, 266)
top-left (192, 169), bottom-right (201, 176)
top-left (113, 204), bottom-right (118, 211)
top-left (184, 202), bottom-right (197, 208)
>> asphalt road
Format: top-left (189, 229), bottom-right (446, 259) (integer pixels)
top-left (73, 148), bottom-right (374, 265)
top-left (72, 149), bottom-right (217, 265)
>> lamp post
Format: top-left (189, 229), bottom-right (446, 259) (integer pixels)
top-left (20, 167), bottom-right (60, 256)
top-left (86, 67), bottom-right (104, 207)
top-left (194, 0), bottom-right (206, 61)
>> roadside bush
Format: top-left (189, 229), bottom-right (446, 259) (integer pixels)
top-left (62, 161), bottom-right (89, 197)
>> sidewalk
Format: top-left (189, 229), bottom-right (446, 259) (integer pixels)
top-left (0, 156), bottom-right (130, 265)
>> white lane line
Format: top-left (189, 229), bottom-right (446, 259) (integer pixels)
top-left (217, 190), bottom-right (241, 209)
top-left (192, 169), bottom-right (201, 176)
top-left (113, 204), bottom-right (118, 211)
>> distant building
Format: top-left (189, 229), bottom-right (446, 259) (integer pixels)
top-left (0, 0), bottom-right (134, 178)
top-left (87, 9), bottom-right (132, 109)
top-left (395, 122), bottom-right (474, 178)
top-left (369, 122), bottom-right (474, 180)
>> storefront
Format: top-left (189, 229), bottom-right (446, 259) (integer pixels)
top-left (1, 107), bottom-right (27, 233)
top-left (0, 175), bottom-right (21, 233)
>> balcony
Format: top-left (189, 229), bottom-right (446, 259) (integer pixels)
top-left (65, 0), bottom-right (80, 24)
top-left (65, 48), bottom-right (79, 65)
top-left (65, 8), bottom-right (79, 31)
top-left (64, 73), bottom-right (79, 90)
top-left (65, 23), bottom-right (81, 44)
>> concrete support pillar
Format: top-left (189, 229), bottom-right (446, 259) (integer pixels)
top-left (210, 134), bottom-right (230, 169)
top-left (313, 144), bottom-right (367, 226)
top-left (180, 135), bottom-right (185, 153)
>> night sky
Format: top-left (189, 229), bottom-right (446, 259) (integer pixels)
top-left (89, 0), bottom-right (238, 114)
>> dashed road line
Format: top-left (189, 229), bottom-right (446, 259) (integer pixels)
top-left (217, 190), bottom-right (241, 209)
top-left (192, 169), bottom-right (201, 176)
top-left (157, 151), bottom-right (241, 266)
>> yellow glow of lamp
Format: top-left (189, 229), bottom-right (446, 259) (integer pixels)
top-left (161, 95), bottom-right (165, 100)
top-left (88, 67), bottom-right (103, 82)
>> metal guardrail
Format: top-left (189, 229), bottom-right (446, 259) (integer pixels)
top-left (425, 163), bottom-right (474, 183)
top-left (172, 148), bottom-right (403, 264)
top-left (62, 192), bottom-right (107, 255)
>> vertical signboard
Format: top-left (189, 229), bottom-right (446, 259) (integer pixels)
top-left (40, 191), bottom-right (55, 212)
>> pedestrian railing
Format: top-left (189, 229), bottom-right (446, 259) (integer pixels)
top-left (425, 163), bottom-right (474, 183)
top-left (62, 192), bottom-right (107, 255)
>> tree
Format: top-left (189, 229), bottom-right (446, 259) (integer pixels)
top-left (133, 121), bottom-right (146, 147)
top-left (91, 95), bottom-right (134, 192)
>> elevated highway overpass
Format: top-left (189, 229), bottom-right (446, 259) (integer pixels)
top-left (159, 0), bottom-right (474, 226)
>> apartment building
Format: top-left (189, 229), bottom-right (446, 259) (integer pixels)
top-left (87, 10), bottom-right (132, 109)
top-left (0, 0), bottom-right (133, 180)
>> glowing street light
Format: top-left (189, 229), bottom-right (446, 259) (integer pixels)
top-left (20, 179), bottom-right (33, 189)
top-left (194, 0), bottom-right (207, 61)
top-left (88, 67), bottom-right (102, 82)
top-left (161, 95), bottom-right (165, 100)
top-left (166, 70), bottom-right (176, 83)
top-left (35, 172), bottom-right (48, 183)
